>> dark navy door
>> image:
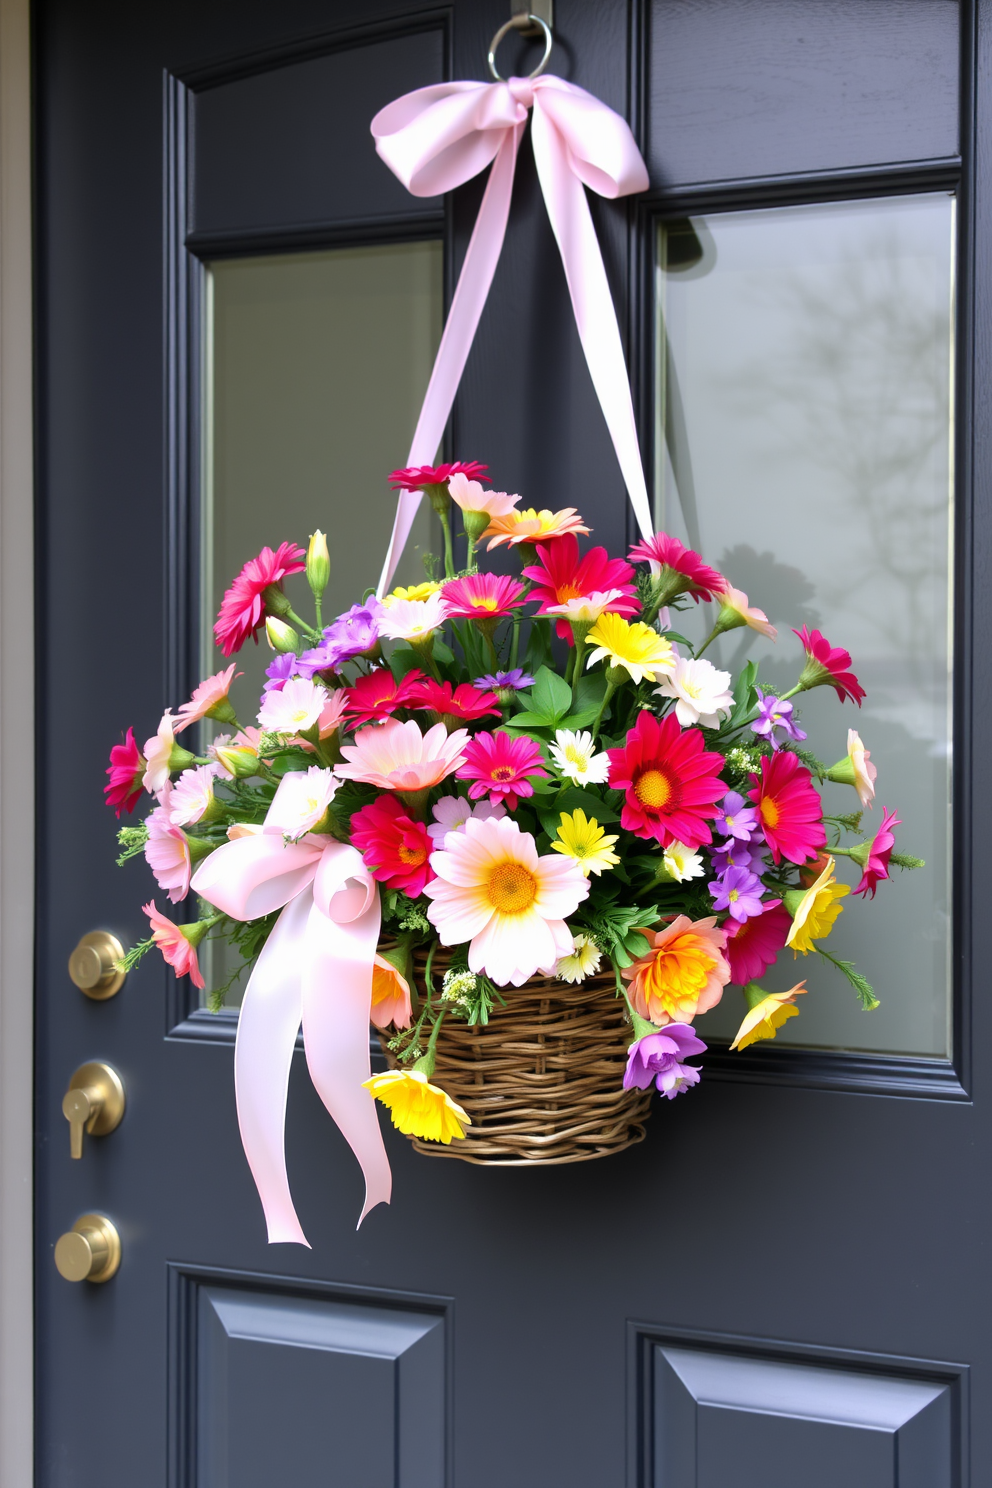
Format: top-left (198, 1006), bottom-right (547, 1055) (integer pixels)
top-left (34, 2), bottom-right (985, 1485)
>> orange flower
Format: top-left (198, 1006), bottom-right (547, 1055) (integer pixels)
top-left (484, 507), bottom-right (590, 549)
top-left (370, 954), bottom-right (413, 1030)
top-left (621, 915), bottom-right (730, 1026)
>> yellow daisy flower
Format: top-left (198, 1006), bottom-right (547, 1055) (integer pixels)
top-left (785, 856), bottom-right (850, 954)
top-left (483, 506), bottom-right (590, 549)
top-left (730, 983), bottom-right (806, 1050)
top-left (584, 613), bottom-right (676, 684)
top-left (362, 1068), bottom-right (470, 1144)
top-left (383, 581), bottom-right (441, 606)
top-left (551, 808), bottom-right (620, 876)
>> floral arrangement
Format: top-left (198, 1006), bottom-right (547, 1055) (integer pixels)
top-left (105, 461), bottom-right (923, 1152)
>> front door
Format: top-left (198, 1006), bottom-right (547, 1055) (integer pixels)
top-left (35, 2), bottom-right (983, 1484)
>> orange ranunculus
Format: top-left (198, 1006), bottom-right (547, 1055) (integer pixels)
top-left (621, 915), bottom-right (730, 1026)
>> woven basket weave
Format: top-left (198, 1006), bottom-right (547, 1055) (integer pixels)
top-left (377, 944), bottom-right (652, 1166)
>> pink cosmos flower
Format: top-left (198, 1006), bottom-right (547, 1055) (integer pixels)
top-left (457, 730), bottom-right (549, 811)
top-left (627, 532), bottom-right (727, 602)
top-left (853, 807), bottom-right (902, 898)
top-left (428, 794), bottom-right (506, 844)
top-left (447, 471), bottom-right (519, 519)
top-left (144, 785), bottom-right (192, 903)
top-left (441, 572), bottom-right (527, 621)
top-left (173, 664), bottom-right (239, 733)
top-left (142, 711), bottom-right (178, 795)
top-left (170, 764), bottom-right (221, 827)
top-left (317, 688), bottom-right (349, 740)
top-left (214, 542), bottom-right (306, 657)
top-left (424, 815), bottom-right (589, 986)
top-left (335, 718), bottom-right (469, 792)
top-left (104, 728), bottom-right (146, 817)
top-left (143, 901), bottom-right (205, 990)
top-left (793, 626), bottom-right (866, 706)
top-left (257, 677), bottom-right (325, 735)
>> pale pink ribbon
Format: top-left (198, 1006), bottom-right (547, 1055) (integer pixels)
top-left (372, 74), bottom-right (652, 595)
top-left (190, 820), bottom-right (390, 1247)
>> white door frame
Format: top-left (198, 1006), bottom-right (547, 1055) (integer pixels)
top-left (0, 0), bottom-right (34, 1478)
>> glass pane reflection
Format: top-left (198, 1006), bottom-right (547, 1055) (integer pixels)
top-left (655, 194), bottom-right (953, 1056)
top-left (201, 242), bottom-right (443, 1005)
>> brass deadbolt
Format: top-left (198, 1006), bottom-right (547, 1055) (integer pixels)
top-left (62, 1062), bottom-right (125, 1159)
top-left (68, 931), bottom-right (125, 999)
top-left (54, 1213), bottom-right (121, 1283)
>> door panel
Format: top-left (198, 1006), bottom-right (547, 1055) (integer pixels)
top-left (34, 2), bottom-right (991, 1486)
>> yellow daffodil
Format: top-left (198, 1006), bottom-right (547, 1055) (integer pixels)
top-left (784, 856), bottom-right (850, 954)
top-left (555, 932), bottom-right (603, 983)
top-left (730, 983), bottom-right (806, 1050)
top-left (551, 808), bottom-right (620, 877)
top-left (584, 613), bottom-right (676, 684)
top-left (362, 1068), bottom-right (470, 1144)
top-left (383, 581), bottom-right (441, 606)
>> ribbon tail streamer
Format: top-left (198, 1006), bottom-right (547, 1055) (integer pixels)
top-left (302, 892), bottom-right (392, 1226)
top-left (377, 122), bottom-right (525, 595)
top-left (234, 891), bottom-right (313, 1248)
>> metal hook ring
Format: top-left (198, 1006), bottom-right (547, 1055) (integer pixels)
top-left (487, 15), bottom-right (553, 82)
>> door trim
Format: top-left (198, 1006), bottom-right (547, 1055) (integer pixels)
top-left (0, 0), bottom-right (34, 1480)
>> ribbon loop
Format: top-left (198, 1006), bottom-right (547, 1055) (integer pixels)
top-left (371, 73), bottom-right (652, 593)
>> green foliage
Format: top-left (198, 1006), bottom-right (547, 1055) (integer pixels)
top-left (726, 659), bottom-right (759, 730)
top-left (581, 901), bottom-right (661, 968)
top-left (114, 935), bottom-right (154, 974)
top-left (226, 910), bottom-right (279, 965)
top-left (824, 811), bottom-right (863, 835)
top-left (720, 744), bottom-right (766, 790)
top-left (116, 824), bottom-right (149, 866)
top-left (889, 852), bottom-right (925, 870)
top-left (816, 947), bottom-right (880, 1011)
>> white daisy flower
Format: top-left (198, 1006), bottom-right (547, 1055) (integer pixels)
top-left (655, 656), bottom-right (733, 728)
top-left (662, 841), bottom-right (705, 883)
top-left (555, 932), bottom-right (603, 984)
top-left (549, 728), bottom-right (611, 785)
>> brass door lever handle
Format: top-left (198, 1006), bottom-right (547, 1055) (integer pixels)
top-left (62, 1062), bottom-right (125, 1159)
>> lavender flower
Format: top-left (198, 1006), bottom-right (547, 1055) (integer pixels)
top-left (302, 600), bottom-right (384, 673)
top-left (750, 688), bottom-right (807, 750)
top-left (714, 790), bottom-right (758, 841)
top-left (623, 1025), bottom-right (707, 1099)
top-left (473, 670), bottom-right (535, 691)
top-left (710, 837), bottom-right (767, 875)
top-left (263, 652), bottom-right (298, 692)
top-left (708, 864), bottom-right (765, 922)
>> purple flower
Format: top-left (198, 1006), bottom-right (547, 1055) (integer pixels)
top-left (623, 1024), bottom-right (707, 1099)
top-left (710, 837), bottom-right (767, 875)
top-left (708, 865), bottom-right (766, 922)
top-left (263, 652), bottom-right (298, 692)
top-left (714, 790), bottom-right (758, 841)
top-left (750, 688), bottom-right (807, 750)
top-left (304, 600), bottom-right (384, 672)
top-left (473, 669), bottom-right (535, 691)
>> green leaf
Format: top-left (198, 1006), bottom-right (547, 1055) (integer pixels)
top-left (623, 930), bottom-right (651, 960)
top-left (728, 659), bottom-right (759, 727)
top-left (553, 787), bottom-right (620, 823)
top-left (661, 630), bottom-right (692, 647)
top-left (504, 710), bottom-right (556, 729)
top-left (389, 646), bottom-right (425, 681)
top-left (523, 620), bottom-right (554, 676)
top-left (573, 671), bottom-right (608, 711)
top-left (433, 638), bottom-right (455, 666)
top-left (556, 707), bottom-right (601, 730)
top-left (532, 665), bottom-right (573, 723)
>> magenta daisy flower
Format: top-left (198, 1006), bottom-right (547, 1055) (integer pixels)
top-left (793, 626), bottom-right (866, 706)
top-left (457, 730), bottom-right (549, 810)
top-left (441, 573), bottom-right (527, 622)
top-left (627, 532), bottom-right (726, 604)
top-left (214, 542), bottom-right (306, 657)
top-left (853, 807), bottom-right (902, 898)
top-left (388, 461), bottom-right (488, 490)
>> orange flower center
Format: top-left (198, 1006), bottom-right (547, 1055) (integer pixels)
top-left (634, 767), bottom-right (673, 810)
top-left (760, 796), bottom-right (781, 829)
top-left (555, 582), bottom-right (582, 602)
top-left (487, 861), bottom-right (537, 914)
top-left (491, 765), bottom-right (516, 782)
top-left (471, 596), bottom-right (499, 612)
top-left (397, 842), bottom-right (427, 867)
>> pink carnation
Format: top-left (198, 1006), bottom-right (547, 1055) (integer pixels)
top-left (214, 542), bottom-right (305, 657)
top-left (143, 901), bottom-right (205, 989)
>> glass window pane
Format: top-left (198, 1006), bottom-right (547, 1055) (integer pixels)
top-left (200, 241), bottom-right (443, 1005)
top-left (655, 194), bottom-right (953, 1057)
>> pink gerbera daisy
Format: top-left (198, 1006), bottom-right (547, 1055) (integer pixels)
top-left (408, 679), bottom-right (501, 724)
top-left (447, 471), bottom-right (518, 520)
top-left (852, 807), bottom-right (902, 898)
top-left (335, 718), bottom-right (468, 793)
top-left (606, 710), bottom-right (726, 849)
top-left (441, 573), bottom-right (526, 621)
top-left (793, 626), bottom-right (866, 706)
top-left (523, 534), bottom-right (639, 642)
top-left (143, 901), bottom-right (206, 989)
top-left (388, 461), bottom-right (488, 490)
top-left (723, 900), bottom-right (792, 984)
top-left (748, 751), bottom-right (827, 865)
top-left (213, 541), bottom-right (306, 656)
top-left (457, 730), bottom-right (549, 810)
top-left (343, 667), bottom-right (427, 727)
top-left (627, 532), bottom-right (727, 604)
top-left (104, 727), bottom-right (146, 817)
top-left (174, 664), bottom-right (240, 733)
top-left (351, 795), bottom-right (435, 897)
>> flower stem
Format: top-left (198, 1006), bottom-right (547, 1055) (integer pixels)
top-left (592, 678), bottom-right (617, 736)
top-left (439, 508), bottom-right (455, 579)
top-left (695, 624), bottom-right (720, 659)
top-left (283, 606), bottom-right (321, 643)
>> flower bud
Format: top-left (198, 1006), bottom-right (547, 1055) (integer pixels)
top-left (306, 530), bottom-right (330, 599)
top-left (265, 617), bottom-right (301, 653)
top-left (214, 745), bottom-right (259, 779)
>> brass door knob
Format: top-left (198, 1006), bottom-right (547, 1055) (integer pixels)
top-left (68, 931), bottom-right (125, 999)
top-left (62, 1062), bottom-right (125, 1159)
top-left (54, 1214), bottom-right (121, 1283)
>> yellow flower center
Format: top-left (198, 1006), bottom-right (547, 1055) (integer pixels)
top-left (634, 768), bottom-right (673, 810)
top-left (760, 796), bottom-right (780, 828)
top-left (488, 861), bottom-right (538, 914)
top-left (471, 595), bottom-right (499, 611)
top-left (641, 933), bottom-right (715, 1018)
top-left (564, 744), bottom-right (586, 767)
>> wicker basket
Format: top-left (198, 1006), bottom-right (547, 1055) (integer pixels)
top-left (377, 944), bottom-right (653, 1166)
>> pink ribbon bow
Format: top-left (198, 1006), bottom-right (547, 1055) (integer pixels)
top-left (191, 816), bottom-right (390, 1247)
top-left (372, 74), bottom-right (652, 594)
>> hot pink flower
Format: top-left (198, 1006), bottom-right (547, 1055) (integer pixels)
top-left (388, 461), bottom-right (488, 490)
top-left (441, 573), bottom-right (527, 621)
top-left (408, 679), bottom-right (501, 723)
top-left (351, 795), bottom-right (435, 897)
top-left (607, 710), bottom-right (726, 849)
top-left (144, 786), bottom-right (192, 903)
top-left (173, 664), bottom-right (240, 733)
top-left (335, 718), bottom-right (469, 792)
top-left (793, 626), bottom-right (866, 706)
top-left (748, 751), bottom-right (827, 865)
top-left (344, 668), bottom-right (426, 726)
top-left (213, 541), bottom-right (306, 656)
top-left (853, 807), bottom-right (902, 898)
top-left (523, 534), bottom-right (638, 642)
top-left (627, 532), bottom-right (727, 603)
top-left (457, 730), bottom-right (548, 811)
top-left (723, 900), bottom-right (792, 984)
top-left (104, 727), bottom-right (146, 816)
top-left (143, 901), bottom-right (205, 989)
